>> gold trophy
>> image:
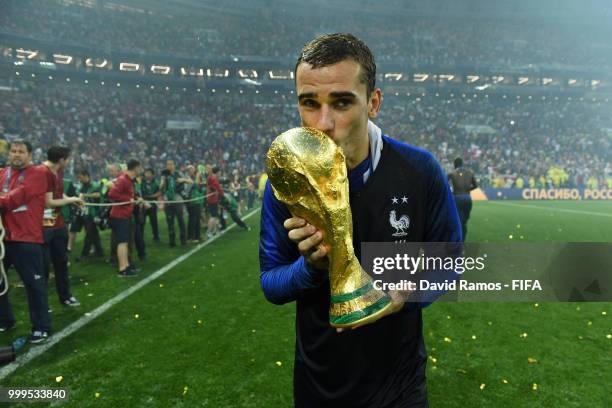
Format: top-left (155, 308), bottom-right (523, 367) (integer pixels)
top-left (266, 127), bottom-right (403, 328)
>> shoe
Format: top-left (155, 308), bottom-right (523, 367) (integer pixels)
top-left (118, 268), bottom-right (137, 278)
top-left (0, 323), bottom-right (16, 332)
top-left (28, 330), bottom-right (49, 344)
top-left (128, 264), bottom-right (141, 273)
top-left (62, 296), bottom-right (81, 307)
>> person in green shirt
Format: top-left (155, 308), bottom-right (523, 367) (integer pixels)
top-left (72, 169), bottom-right (104, 260)
top-left (220, 179), bottom-right (250, 231)
top-left (184, 165), bottom-right (204, 243)
top-left (141, 168), bottom-right (161, 242)
top-left (159, 159), bottom-right (187, 247)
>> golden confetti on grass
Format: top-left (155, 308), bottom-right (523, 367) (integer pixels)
top-left (576, 306), bottom-right (581, 311)
top-left (502, 379), bottom-right (508, 384)
top-left (95, 392), bottom-right (100, 398)
top-left (446, 315), bottom-right (451, 320)
top-left (479, 383), bottom-right (486, 390)
top-left (602, 311), bottom-right (607, 316)
top-left (197, 320), bottom-right (203, 325)
top-left (520, 332), bottom-right (528, 338)
top-left (183, 386), bottom-right (189, 396)
top-left (587, 321), bottom-right (593, 326)
top-left (606, 334), bottom-right (611, 339)
top-left (534, 303), bottom-right (539, 307)
top-left (192, 305), bottom-right (197, 310)
top-left (578, 336), bottom-right (584, 340)
top-left (487, 321), bottom-right (493, 326)
top-left (55, 376), bottom-right (63, 383)
top-left (251, 329), bottom-right (256, 333)
top-left (508, 234), bottom-right (514, 239)
top-left (134, 314), bottom-right (140, 319)
top-left (516, 224), bottom-right (521, 228)
top-left (429, 356), bottom-right (437, 364)
top-left (456, 368), bottom-right (467, 374)
top-left (532, 383), bottom-right (538, 391)
top-left (471, 335), bottom-right (477, 340)
top-left (432, 366), bottom-right (437, 370)
top-left (275, 361), bottom-right (282, 367)
top-left (159, 283), bottom-right (164, 288)
top-left (527, 357), bottom-right (538, 364)
top-left (443, 337), bottom-right (452, 343)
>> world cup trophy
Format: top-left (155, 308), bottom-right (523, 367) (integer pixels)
top-left (266, 127), bottom-right (403, 328)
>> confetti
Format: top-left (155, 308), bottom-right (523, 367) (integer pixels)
top-left (502, 379), bottom-right (508, 384)
top-left (516, 224), bottom-right (521, 229)
top-left (134, 314), bottom-right (140, 319)
top-left (443, 337), bottom-right (452, 343)
top-left (197, 320), bottom-right (203, 325)
top-left (606, 334), bottom-right (611, 339)
top-left (534, 303), bottom-right (539, 308)
top-left (532, 383), bottom-right (538, 391)
top-left (520, 332), bottom-right (528, 338)
top-left (446, 315), bottom-right (451, 320)
top-left (578, 336), bottom-right (584, 340)
top-left (429, 356), bottom-right (437, 364)
top-left (211, 264), bottom-right (216, 267)
top-left (587, 321), bottom-right (592, 326)
top-left (55, 376), bottom-right (63, 383)
top-left (471, 335), bottom-right (477, 340)
top-left (602, 311), bottom-right (607, 316)
top-left (487, 321), bottom-right (493, 326)
top-left (479, 383), bottom-right (486, 390)
top-left (159, 283), bottom-right (164, 288)
top-left (192, 305), bottom-right (197, 310)
top-left (456, 368), bottom-right (467, 374)
top-left (275, 361), bottom-right (282, 367)
top-left (95, 392), bottom-right (100, 398)
top-left (252, 329), bottom-right (256, 333)
top-left (183, 386), bottom-right (189, 396)
top-left (84, 282), bottom-right (89, 286)
top-left (87, 293), bottom-right (93, 297)
top-left (508, 234), bottom-right (514, 239)
top-left (527, 357), bottom-right (538, 364)
top-left (576, 306), bottom-right (581, 311)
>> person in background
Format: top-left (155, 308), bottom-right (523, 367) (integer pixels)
top-left (447, 157), bottom-right (477, 241)
top-left (141, 168), bottom-right (161, 242)
top-left (160, 159), bottom-right (187, 247)
top-left (73, 169), bottom-right (104, 261)
top-left (205, 165), bottom-right (224, 239)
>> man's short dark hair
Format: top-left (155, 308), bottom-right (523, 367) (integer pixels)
top-left (47, 146), bottom-right (71, 163)
top-left (78, 169), bottom-right (90, 177)
top-left (295, 33), bottom-right (376, 96)
top-left (9, 139), bottom-right (33, 153)
top-left (211, 166), bottom-right (220, 174)
top-left (454, 157), bottom-right (464, 169)
top-left (127, 159), bottom-right (141, 170)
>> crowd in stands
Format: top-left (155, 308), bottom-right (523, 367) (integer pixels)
top-left (1, 80), bottom-right (610, 189)
top-left (2, 0), bottom-right (611, 69)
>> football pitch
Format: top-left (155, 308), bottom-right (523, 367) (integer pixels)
top-left (0, 201), bottom-right (610, 407)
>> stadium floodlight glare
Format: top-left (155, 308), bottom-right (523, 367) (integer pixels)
top-left (180, 67), bottom-right (205, 77)
top-left (206, 69), bottom-right (230, 78)
top-left (542, 78), bottom-right (553, 85)
top-left (119, 62), bottom-right (141, 72)
top-left (53, 54), bottom-right (73, 64)
top-left (438, 74), bottom-right (455, 82)
top-left (384, 73), bottom-right (403, 81)
top-left (568, 79), bottom-right (577, 86)
top-left (16, 48), bottom-right (38, 59)
top-left (268, 70), bottom-right (294, 80)
top-left (151, 65), bottom-right (171, 75)
top-left (492, 76), bottom-right (505, 84)
top-left (85, 58), bottom-right (109, 68)
top-left (238, 69), bottom-right (258, 79)
top-left (518, 77), bottom-right (529, 85)
top-left (413, 73), bottom-right (429, 82)
top-left (591, 80), bottom-right (600, 88)
top-left (467, 75), bottom-right (480, 83)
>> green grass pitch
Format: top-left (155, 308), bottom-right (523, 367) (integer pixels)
top-left (0, 201), bottom-right (610, 407)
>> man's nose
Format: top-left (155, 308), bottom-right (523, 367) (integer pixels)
top-left (314, 105), bottom-right (334, 134)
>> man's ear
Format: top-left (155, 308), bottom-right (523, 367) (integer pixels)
top-left (368, 88), bottom-right (383, 119)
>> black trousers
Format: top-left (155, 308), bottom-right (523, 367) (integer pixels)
top-left (165, 203), bottom-right (186, 245)
top-left (0, 242), bottom-right (51, 332)
top-left (145, 204), bottom-right (159, 241)
top-left (453, 194), bottom-right (473, 241)
top-left (187, 203), bottom-right (201, 241)
top-left (43, 227), bottom-right (72, 302)
top-left (133, 209), bottom-right (146, 260)
top-left (229, 209), bottom-right (248, 230)
top-left (80, 215), bottom-right (103, 257)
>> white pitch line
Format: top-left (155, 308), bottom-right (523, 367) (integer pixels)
top-left (487, 201), bottom-right (612, 218)
top-left (0, 207), bottom-right (261, 380)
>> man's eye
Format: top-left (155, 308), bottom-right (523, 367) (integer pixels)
top-left (334, 99), bottom-right (352, 109)
top-left (301, 99), bottom-right (318, 108)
